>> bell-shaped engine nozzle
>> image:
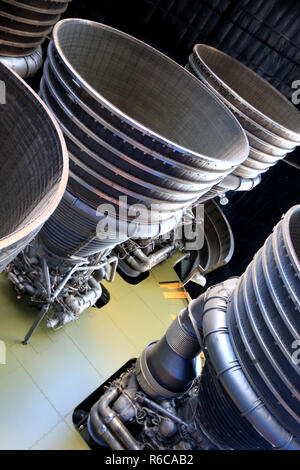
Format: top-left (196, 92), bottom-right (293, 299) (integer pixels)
top-left (7, 19), bottom-right (249, 337)
top-left (188, 44), bottom-right (300, 199)
top-left (38, 18), bottom-right (248, 261)
top-left (0, 61), bottom-right (68, 272)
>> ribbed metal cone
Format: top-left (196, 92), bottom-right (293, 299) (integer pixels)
top-left (0, 61), bottom-right (68, 271)
top-left (0, 0), bottom-right (70, 56)
top-left (196, 360), bottom-right (272, 449)
top-left (188, 45), bottom-right (300, 181)
top-left (40, 19), bottom-right (248, 220)
top-left (229, 205), bottom-right (300, 437)
top-left (246, 130), bottom-right (292, 157)
top-left (42, 45), bottom-right (229, 187)
top-left (0, 3), bottom-right (62, 25)
top-left (0, 30), bottom-right (44, 47)
top-left (37, 19), bottom-right (248, 259)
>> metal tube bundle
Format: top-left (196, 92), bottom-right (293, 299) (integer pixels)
top-left (0, 0), bottom-right (72, 77)
top-left (171, 199), bottom-right (234, 287)
top-left (39, 18), bottom-right (248, 261)
top-left (188, 45), bottom-right (300, 198)
top-left (0, 61), bottom-right (68, 271)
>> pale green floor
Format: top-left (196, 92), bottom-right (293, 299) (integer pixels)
top-left (0, 257), bottom-right (187, 450)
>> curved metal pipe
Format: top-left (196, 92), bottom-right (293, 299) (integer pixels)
top-left (198, 173), bottom-right (261, 202)
top-left (88, 403), bottom-right (124, 450)
top-left (98, 388), bottom-right (142, 450)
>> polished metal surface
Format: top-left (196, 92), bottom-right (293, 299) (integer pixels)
top-left (188, 44), bottom-right (300, 183)
top-left (39, 18), bottom-right (248, 258)
top-left (0, 61), bottom-right (68, 271)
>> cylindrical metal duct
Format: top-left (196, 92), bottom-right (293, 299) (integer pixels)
top-left (0, 61), bottom-right (68, 271)
top-left (0, 0), bottom-right (71, 78)
top-left (38, 19), bottom-right (248, 260)
top-left (188, 45), bottom-right (300, 195)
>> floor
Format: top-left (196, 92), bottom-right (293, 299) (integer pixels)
top-left (0, 256), bottom-right (187, 450)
